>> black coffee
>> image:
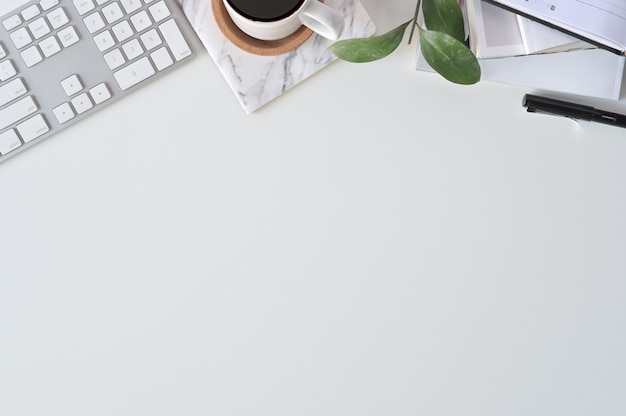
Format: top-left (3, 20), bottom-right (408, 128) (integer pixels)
top-left (227, 0), bottom-right (305, 22)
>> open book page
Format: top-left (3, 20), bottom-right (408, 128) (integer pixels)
top-left (489, 0), bottom-right (626, 53)
top-left (466, 0), bottom-right (525, 58)
top-left (517, 16), bottom-right (593, 54)
top-left (467, 0), bottom-right (592, 58)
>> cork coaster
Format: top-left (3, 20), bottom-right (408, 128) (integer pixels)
top-left (212, 0), bottom-right (317, 56)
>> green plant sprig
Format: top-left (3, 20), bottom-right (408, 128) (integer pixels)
top-left (329, 0), bottom-right (481, 85)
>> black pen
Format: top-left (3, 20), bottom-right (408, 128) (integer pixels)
top-left (522, 94), bottom-right (626, 129)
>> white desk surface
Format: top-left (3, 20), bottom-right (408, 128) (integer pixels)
top-left (1, 1), bottom-right (625, 415)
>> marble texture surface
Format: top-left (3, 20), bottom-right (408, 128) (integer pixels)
top-left (179, 0), bottom-right (376, 113)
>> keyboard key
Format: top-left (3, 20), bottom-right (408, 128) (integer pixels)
top-left (114, 56), bottom-right (155, 90)
top-left (61, 74), bottom-right (83, 96)
top-left (89, 83), bottom-right (111, 104)
top-left (71, 92), bottom-right (93, 114)
top-left (53, 102), bottom-right (75, 124)
top-left (103, 48), bottom-right (126, 69)
top-left (17, 114), bottom-right (49, 143)
top-left (130, 10), bottom-right (151, 32)
top-left (3, 15), bottom-right (22, 31)
top-left (0, 44), bottom-right (6, 60)
top-left (102, 2), bottom-right (124, 24)
top-left (122, 38), bottom-right (143, 60)
top-left (83, 11), bottom-right (105, 33)
top-left (22, 5), bottom-right (42, 21)
top-left (0, 129), bottom-right (22, 155)
top-left (21, 46), bottom-right (43, 67)
top-left (0, 78), bottom-right (27, 107)
top-left (93, 30), bottom-right (115, 51)
top-left (150, 46), bottom-right (172, 70)
top-left (58, 26), bottom-right (80, 47)
top-left (160, 19), bottom-right (191, 61)
top-left (0, 96), bottom-right (38, 130)
top-left (112, 20), bottom-right (134, 42)
top-left (120, 0), bottom-right (142, 13)
top-left (47, 7), bottom-right (70, 29)
top-left (140, 28), bottom-right (161, 50)
top-left (40, 35), bottom-right (62, 57)
top-left (0, 60), bottom-right (17, 82)
top-left (40, 0), bottom-right (60, 11)
top-left (10, 28), bottom-right (33, 50)
top-left (149, 1), bottom-right (170, 22)
top-left (73, 0), bottom-right (95, 15)
top-left (28, 17), bottom-right (51, 40)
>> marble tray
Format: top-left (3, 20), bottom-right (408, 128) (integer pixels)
top-left (179, 0), bottom-right (376, 113)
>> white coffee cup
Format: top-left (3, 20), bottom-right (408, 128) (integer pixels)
top-left (223, 0), bottom-right (345, 41)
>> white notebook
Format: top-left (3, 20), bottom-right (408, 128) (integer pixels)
top-left (416, 0), bottom-right (625, 100)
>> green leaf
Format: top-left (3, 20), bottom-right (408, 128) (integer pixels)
top-left (419, 28), bottom-right (480, 84)
top-left (422, 0), bottom-right (465, 43)
top-left (329, 21), bottom-right (412, 63)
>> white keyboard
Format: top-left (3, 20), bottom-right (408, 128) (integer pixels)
top-left (0, 0), bottom-right (202, 163)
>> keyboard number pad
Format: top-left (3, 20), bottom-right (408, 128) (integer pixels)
top-left (112, 15), bottom-right (192, 91)
top-left (70, 0), bottom-right (192, 91)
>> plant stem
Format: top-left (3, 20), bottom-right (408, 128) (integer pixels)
top-left (408, 0), bottom-right (422, 44)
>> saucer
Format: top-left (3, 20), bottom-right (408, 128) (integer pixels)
top-left (212, 0), bottom-right (317, 56)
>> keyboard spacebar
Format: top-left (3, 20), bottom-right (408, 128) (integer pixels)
top-left (0, 96), bottom-right (37, 130)
top-left (114, 58), bottom-right (156, 91)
